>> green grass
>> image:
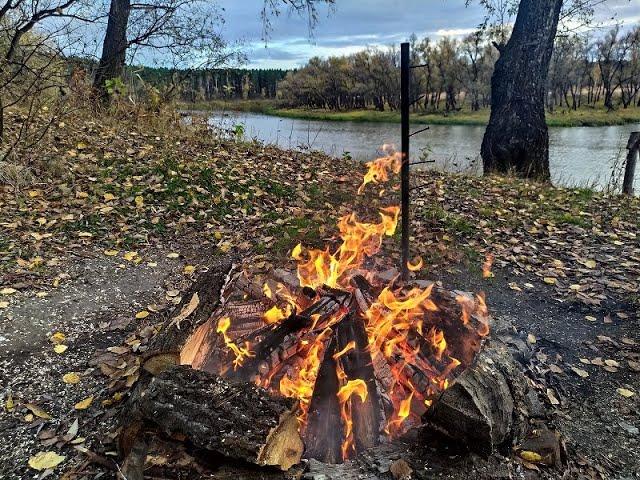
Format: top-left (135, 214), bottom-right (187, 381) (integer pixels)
top-left (185, 99), bottom-right (640, 127)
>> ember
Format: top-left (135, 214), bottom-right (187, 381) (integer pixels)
top-left (181, 146), bottom-right (490, 463)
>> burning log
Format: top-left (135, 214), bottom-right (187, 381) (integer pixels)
top-left (304, 336), bottom-right (343, 464)
top-left (133, 365), bottom-right (303, 470)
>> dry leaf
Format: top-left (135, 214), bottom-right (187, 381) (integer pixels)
top-left (543, 277), bottom-right (557, 285)
top-left (519, 450), bottom-right (543, 463)
top-left (183, 265), bottom-right (195, 274)
top-left (571, 367), bottom-right (589, 378)
top-left (74, 396), bottom-right (94, 410)
top-left (616, 388), bottom-right (635, 398)
top-left (0, 287), bottom-right (17, 295)
top-left (584, 315), bottom-right (597, 322)
top-left (62, 372), bottom-right (81, 384)
top-left (25, 403), bottom-right (52, 420)
top-left (50, 332), bottom-right (65, 344)
top-left (28, 451), bottom-right (65, 470)
top-left (53, 344), bottom-right (68, 354)
top-left (135, 310), bottom-right (149, 319)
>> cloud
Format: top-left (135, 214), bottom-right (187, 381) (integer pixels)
top-left (217, 0), bottom-right (640, 68)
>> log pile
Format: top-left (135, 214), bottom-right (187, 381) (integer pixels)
top-left (117, 259), bottom-right (553, 476)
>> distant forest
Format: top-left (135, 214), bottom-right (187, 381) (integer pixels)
top-left (116, 25), bottom-right (640, 114)
top-left (277, 26), bottom-right (640, 113)
top-left (132, 67), bottom-right (289, 102)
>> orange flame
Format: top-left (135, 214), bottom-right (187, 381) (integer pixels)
top-left (216, 317), bottom-right (254, 370)
top-left (358, 146), bottom-right (402, 194)
top-left (336, 373), bottom-right (368, 460)
top-left (279, 327), bottom-right (333, 430)
top-left (263, 304), bottom-right (292, 324)
top-left (482, 253), bottom-right (494, 278)
top-left (295, 207), bottom-right (400, 289)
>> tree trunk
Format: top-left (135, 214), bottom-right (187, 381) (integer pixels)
top-left (93, 0), bottom-right (131, 98)
top-left (481, 0), bottom-right (562, 181)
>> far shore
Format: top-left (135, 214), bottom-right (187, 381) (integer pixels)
top-left (181, 99), bottom-right (640, 128)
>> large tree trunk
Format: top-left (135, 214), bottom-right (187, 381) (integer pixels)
top-left (93, 0), bottom-right (131, 98)
top-left (481, 0), bottom-right (562, 181)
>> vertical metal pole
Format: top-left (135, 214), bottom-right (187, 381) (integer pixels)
top-left (400, 42), bottom-right (410, 281)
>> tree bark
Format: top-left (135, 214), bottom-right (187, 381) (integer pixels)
top-left (93, 0), bottom-right (131, 97)
top-left (133, 365), bottom-right (304, 470)
top-left (481, 0), bottom-right (562, 181)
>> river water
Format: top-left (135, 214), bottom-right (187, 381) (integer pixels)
top-left (207, 110), bottom-right (640, 190)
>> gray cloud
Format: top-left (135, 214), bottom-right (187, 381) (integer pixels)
top-left (218, 0), bottom-right (640, 68)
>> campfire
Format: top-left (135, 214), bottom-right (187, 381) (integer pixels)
top-left (175, 146), bottom-right (490, 464)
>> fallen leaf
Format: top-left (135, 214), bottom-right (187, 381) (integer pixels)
top-left (135, 310), bottom-right (149, 319)
top-left (62, 372), bottom-right (81, 384)
top-left (616, 388), bottom-right (635, 398)
top-left (74, 396), bottom-right (94, 410)
top-left (183, 265), bottom-right (195, 274)
top-left (28, 451), bottom-right (65, 470)
top-left (584, 315), bottom-right (597, 322)
top-left (0, 287), bottom-right (17, 295)
top-left (104, 249), bottom-right (119, 256)
top-left (519, 450), bottom-right (543, 463)
top-left (49, 332), bottom-right (65, 344)
top-left (543, 277), bottom-right (557, 285)
top-left (134, 195), bottom-right (144, 208)
top-left (25, 404), bottom-right (52, 420)
top-left (527, 333), bottom-right (537, 344)
top-left (584, 259), bottom-right (597, 269)
top-left (166, 252), bottom-right (180, 259)
top-left (53, 344), bottom-right (68, 354)
top-left (571, 367), bottom-right (589, 378)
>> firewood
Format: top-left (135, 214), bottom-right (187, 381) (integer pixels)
top-left (135, 365), bottom-right (304, 470)
top-left (304, 335), bottom-right (343, 464)
top-left (334, 314), bottom-right (382, 451)
top-left (424, 336), bottom-right (527, 456)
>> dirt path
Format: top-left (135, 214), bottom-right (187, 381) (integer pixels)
top-left (0, 246), bottom-right (191, 478)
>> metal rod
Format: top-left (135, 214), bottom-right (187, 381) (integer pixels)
top-left (409, 126), bottom-right (430, 137)
top-left (400, 42), bottom-right (410, 282)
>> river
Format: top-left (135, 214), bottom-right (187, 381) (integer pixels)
top-left (206, 110), bottom-right (640, 190)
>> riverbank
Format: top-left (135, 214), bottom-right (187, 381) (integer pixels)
top-left (186, 99), bottom-right (640, 127)
top-left (1, 110), bottom-right (639, 477)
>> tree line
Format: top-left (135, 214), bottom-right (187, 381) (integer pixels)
top-left (136, 67), bottom-right (288, 102)
top-left (278, 25), bottom-right (640, 113)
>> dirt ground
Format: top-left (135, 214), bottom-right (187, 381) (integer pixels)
top-left (0, 242), bottom-right (637, 479)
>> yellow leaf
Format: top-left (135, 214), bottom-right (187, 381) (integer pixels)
top-left (0, 287), bottom-right (17, 295)
top-left (617, 388), bottom-right (635, 398)
top-left (543, 277), bottom-right (557, 285)
top-left (24, 413), bottom-right (34, 422)
top-left (527, 333), bottom-right (537, 344)
top-left (584, 259), bottom-right (596, 269)
top-left (123, 251), bottom-right (138, 261)
top-left (584, 315), bottom-right (597, 322)
top-left (166, 252), bottom-right (180, 259)
top-left (53, 344), bottom-right (68, 354)
top-left (183, 265), bottom-right (195, 274)
top-left (50, 332), bottom-right (66, 344)
top-left (76, 142), bottom-right (88, 150)
top-left (62, 372), bottom-right (81, 384)
top-left (134, 195), bottom-right (144, 208)
top-left (28, 451), bottom-right (66, 470)
top-left (104, 249), bottom-right (119, 257)
top-left (571, 367), bottom-right (589, 378)
top-left (5, 393), bottom-right (14, 411)
top-left (103, 193), bottom-right (117, 202)
top-left (519, 450), bottom-right (543, 463)
top-left (74, 396), bottom-right (93, 410)
top-left (135, 310), bottom-right (149, 319)
top-left (0, 301), bottom-right (9, 308)
top-left (25, 403), bottom-right (52, 420)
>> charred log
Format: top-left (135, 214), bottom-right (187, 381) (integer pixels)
top-left (133, 365), bottom-right (303, 470)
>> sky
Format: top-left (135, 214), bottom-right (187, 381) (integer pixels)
top-left (218, 0), bottom-right (640, 69)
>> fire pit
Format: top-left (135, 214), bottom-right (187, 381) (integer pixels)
top-left (117, 149), bottom-right (551, 477)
